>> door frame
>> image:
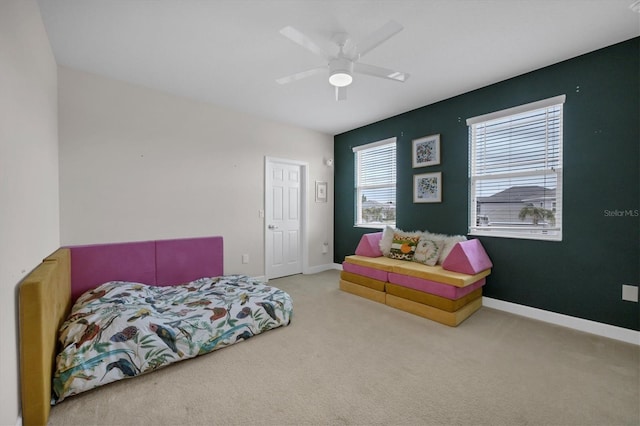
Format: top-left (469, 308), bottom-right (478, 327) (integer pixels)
top-left (264, 156), bottom-right (309, 280)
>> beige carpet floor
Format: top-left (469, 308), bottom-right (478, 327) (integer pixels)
top-left (47, 270), bottom-right (639, 426)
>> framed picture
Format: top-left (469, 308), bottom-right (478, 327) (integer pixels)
top-left (412, 134), bottom-right (440, 168)
top-left (315, 181), bottom-right (327, 203)
top-left (413, 172), bottom-right (442, 203)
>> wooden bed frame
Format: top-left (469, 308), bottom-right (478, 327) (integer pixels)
top-left (18, 236), bottom-right (224, 426)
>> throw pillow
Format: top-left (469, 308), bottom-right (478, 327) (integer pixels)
top-left (388, 233), bottom-right (420, 261)
top-left (423, 232), bottom-right (468, 264)
top-left (412, 237), bottom-right (444, 266)
top-left (379, 226), bottom-right (395, 257)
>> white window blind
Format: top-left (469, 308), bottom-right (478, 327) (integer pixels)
top-left (353, 137), bottom-right (396, 228)
top-left (468, 95), bottom-right (565, 241)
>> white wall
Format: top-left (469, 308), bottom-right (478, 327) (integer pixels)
top-left (59, 66), bottom-right (334, 276)
top-left (0, 1), bottom-right (60, 424)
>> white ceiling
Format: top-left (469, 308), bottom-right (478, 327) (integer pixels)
top-left (37, 0), bottom-right (639, 135)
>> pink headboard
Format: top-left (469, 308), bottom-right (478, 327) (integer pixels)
top-left (68, 236), bottom-right (224, 301)
top-left (155, 237), bottom-right (224, 286)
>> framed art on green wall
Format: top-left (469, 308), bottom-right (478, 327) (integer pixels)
top-left (412, 134), bottom-right (440, 168)
top-left (414, 172), bottom-right (442, 203)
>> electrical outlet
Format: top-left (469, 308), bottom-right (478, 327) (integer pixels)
top-left (242, 254), bottom-right (249, 264)
top-left (322, 242), bottom-right (329, 254)
top-left (622, 285), bottom-right (638, 302)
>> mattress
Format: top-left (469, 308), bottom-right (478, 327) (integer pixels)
top-left (343, 255), bottom-right (397, 272)
top-left (388, 272), bottom-right (485, 299)
top-left (53, 275), bottom-right (293, 403)
top-left (340, 270), bottom-right (385, 291)
top-left (344, 255), bottom-right (490, 287)
top-left (388, 260), bottom-right (489, 287)
top-left (385, 294), bottom-right (482, 327)
top-left (386, 283), bottom-right (482, 312)
top-left (342, 261), bottom-right (389, 282)
top-left (339, 279), bottom-right (385, 303)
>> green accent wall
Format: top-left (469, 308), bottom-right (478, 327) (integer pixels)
top-left (334, 38), bottom-right (639, 331)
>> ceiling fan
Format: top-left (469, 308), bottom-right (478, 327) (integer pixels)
top-left (276, 20), bottom-right (410, 101)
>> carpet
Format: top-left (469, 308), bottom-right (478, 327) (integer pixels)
top-left (47, 270), bottom-right (639, 425)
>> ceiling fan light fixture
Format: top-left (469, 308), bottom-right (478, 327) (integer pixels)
top-left (329, 57), bottom-right (353, 87)
top-left (329, 70), bottom-right (352, 87)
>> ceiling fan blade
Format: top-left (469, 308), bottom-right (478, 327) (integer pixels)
top-left (354, 62), bottom-right (409, 82)
top-left (276, 67), bottom-right (326, 85)
top-left (335, 86), bottom-right (347, 101)
top-left (280, 26), bottom-right (329, 59)
top-left (352, 20), bottom-right (403, 60)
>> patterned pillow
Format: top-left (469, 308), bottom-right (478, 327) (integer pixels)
top-left (412, 237), bottom-right (444, 266)
top-left (388, 233), bottom-right (420, 260)
top-left (423, 232), bottom-right (468, 264)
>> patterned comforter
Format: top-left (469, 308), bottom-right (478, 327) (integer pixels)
top-left (52, 275), bottom-right (293, 403)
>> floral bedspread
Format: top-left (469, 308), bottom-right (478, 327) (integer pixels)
top-left (52, 275), bottom-right (293, 403)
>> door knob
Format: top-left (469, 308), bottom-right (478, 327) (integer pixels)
top-left (268, 225), bottom-right (278, 229)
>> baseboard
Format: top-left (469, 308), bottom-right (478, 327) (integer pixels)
top-left (261, 264), bottom-right (339, 282)
top-left (483, 297), bottom-right (640, 345)
top-left (304, 263), bottom-right (340, 274)
top-left (16, 414), bottom-right (22, 426)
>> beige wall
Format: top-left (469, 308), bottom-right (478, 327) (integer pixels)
top-left (59, 66), bottom-right (334, 277)
top-left (0, 0), bottom-right (60, 424)
top-left (1, 6), bottom-right (332, 422)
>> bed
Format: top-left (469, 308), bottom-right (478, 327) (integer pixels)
top-left (18, 236), bottom-right (292, 426)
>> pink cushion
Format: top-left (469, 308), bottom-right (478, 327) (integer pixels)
top-left (355, 232), bottom-right (383, 257)
top-left (442, 239), bottom-right (493, 274)
top-left (70, 241), bottom-right (156, 302)
top-left (388, 272), bottom-right (485, 300)
top-left (155, 236), bottom-right (223, 286)
top-left (342, 261), bottom-right (388, 282)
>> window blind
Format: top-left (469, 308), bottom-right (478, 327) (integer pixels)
top-left (353, 137), bottom-right (396, 227)
top-left (468, 96), bottom-right (564, 241)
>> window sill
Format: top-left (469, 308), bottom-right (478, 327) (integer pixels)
top-left (354, 223), bottom-right (393, 230)
top-left (469, 229), bottom-right (562, 242)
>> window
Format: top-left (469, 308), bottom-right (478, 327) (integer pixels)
top-left (467, 95), bottom-right (565, 241)
top-left (353, 137), bottom-right (396, 228)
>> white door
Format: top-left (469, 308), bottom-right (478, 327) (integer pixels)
top-left (265, 159), bottom-right (303, 279)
